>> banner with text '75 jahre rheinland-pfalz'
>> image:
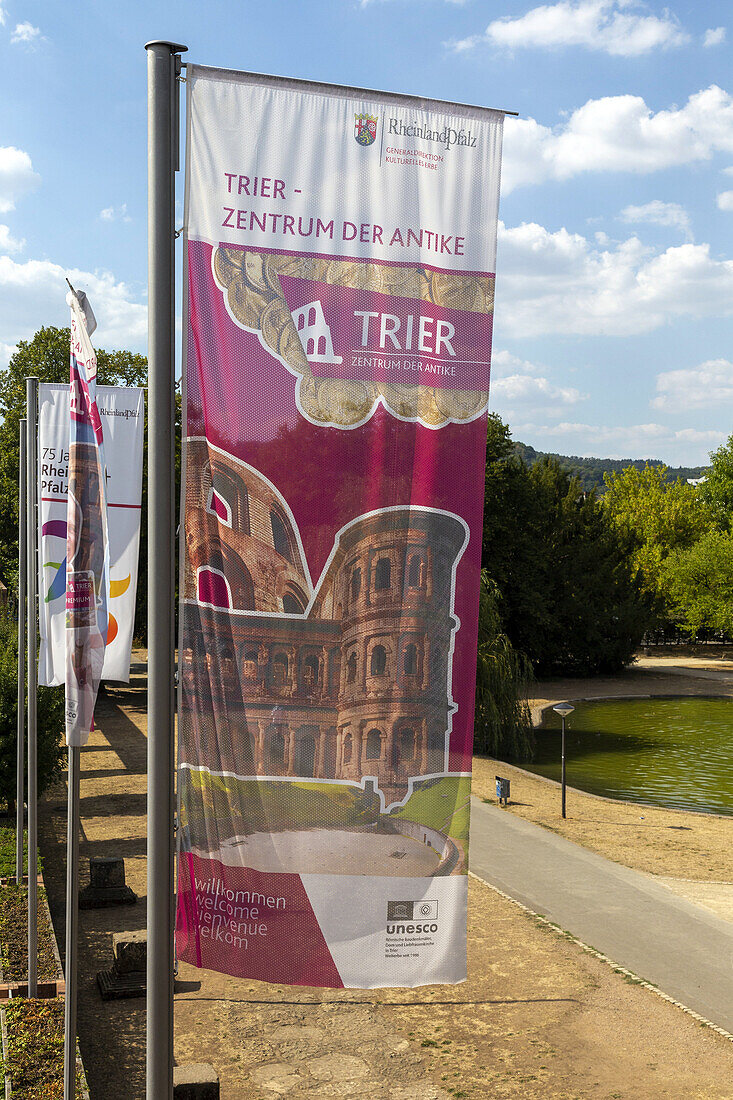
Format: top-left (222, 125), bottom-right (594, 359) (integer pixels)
top-left (37, 384), bottom-right (144, 687)
top-left (177, 65), bottom-right (504, 989)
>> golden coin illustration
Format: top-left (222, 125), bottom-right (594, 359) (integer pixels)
top-left (435, 388), bottom-right (488, 420)
top-left (278, 255), bottom-right (329, 283)
top-left (380, 383), bottom-right (419, 419)
top-left (325, 260), bottom-right (382, 291)
top-left (318, 379), bottom-right (375, 425)
top-left (278, 312), bottom-right (309, 372)
top-left (298, 377), bottom-right (329, 422)
top-left (227, 279), bottom-right (270, 330)
top-left (377, 265), bottom-right (426, 300)
top-left (213, 247), bottom-right (243, 290)
top-left (430, 273), bottom-right (483, 312)
top-left (262, 253), bottom-right (295, 294)
top-left (261, 298), bottom-right (294, 355)
top-left (416, 387), bottom-right (448, 426)
top-left (479, 277), bottom-right (495, 313)
top-left (242, 251), bottom-right (270, 294)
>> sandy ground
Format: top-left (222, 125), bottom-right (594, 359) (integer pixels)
top-left (37, 654), bottom-right (733, 1099)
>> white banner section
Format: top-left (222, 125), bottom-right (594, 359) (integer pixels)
top-left (38, 383), bottom-right (144, 685)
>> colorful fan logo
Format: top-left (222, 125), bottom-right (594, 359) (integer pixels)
top-left (42, 519), bottom-right (129, 644)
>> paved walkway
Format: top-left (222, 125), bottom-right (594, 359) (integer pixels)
top-left (469, 796), bottom-right (733, 1034)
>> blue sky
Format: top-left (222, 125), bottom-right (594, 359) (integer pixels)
top-left (1, 0), bottom-right (732, 466)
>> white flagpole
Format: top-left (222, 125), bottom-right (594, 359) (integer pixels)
top-left (26, 378), bottom-right (38, 998)
top-left (145, 39), bottom-right (187, 1100)
top-left (16, 418), bottom-right (26, 885)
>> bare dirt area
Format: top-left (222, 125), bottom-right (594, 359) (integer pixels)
top-left (38, 654), bottom-right (733, 1099)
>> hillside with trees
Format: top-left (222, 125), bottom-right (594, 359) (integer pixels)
top-left (514, 441), bottom-right (706, 494)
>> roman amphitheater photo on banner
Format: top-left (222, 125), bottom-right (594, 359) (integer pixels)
top-left (180, 439), bottom-right (471, 876)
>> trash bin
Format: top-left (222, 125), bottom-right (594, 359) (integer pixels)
top-left (495, 776), bottom-right (510, 805)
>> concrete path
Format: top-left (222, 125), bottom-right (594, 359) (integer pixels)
top-left (469, 796), bottom-right (733, 1033)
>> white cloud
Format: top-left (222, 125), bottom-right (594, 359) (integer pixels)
top-left (502, 86), bottom-right (733, 193)
top-left (100, 203), bottom-right (131, 223)
top-left (0, 256), bottom-right (146, 352)
top-left (619, 200), bottom-right (692, 239)
top-left (11, 21), bottom-right (40, 45)
top-left (513, 420), bottom-right (724, 463)
top-left (653, 359), bottom-right (733, 411)
top-left (496, 220), bottom-right (733, 337)
top-left (490, 349), bottom-right (586, 416)
top-left (703, 26), bottom-right (726, 48)
top-left (0, 147), bottom-right (40, 214)
top-left (0, 6), bottom-right (5, 26)
top-left (0, 225), bottom-right (24, 253)
top-left (451, 0), bottom-right (688, 57)
top-left (717, 190), bottom-right (733, 211)
top-left (0, 342), bottom-right (16, 369)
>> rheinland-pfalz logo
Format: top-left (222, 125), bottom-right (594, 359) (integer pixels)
top-left (354, 112), bottom-right (378, 147)
top-left (387, 900), bottom-right (439, 934)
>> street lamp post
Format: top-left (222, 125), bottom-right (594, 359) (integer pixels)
top-left (552, 702), bottom-right (575, 819)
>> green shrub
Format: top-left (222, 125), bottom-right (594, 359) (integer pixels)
top-left (0, 606), bottom-right (65, 813)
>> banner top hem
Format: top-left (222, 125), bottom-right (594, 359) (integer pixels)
top-left (184, 63), bottom-right (517, 121)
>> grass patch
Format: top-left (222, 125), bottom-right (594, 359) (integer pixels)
top-left (0, 825), bottom-right (41, 879)
top-left (2, 999), bottom-right (84, 1098)
top-left (0, 884), bottom-right (58, 982)
top-left (183, 772), bottom-right (377, 837)
top-left (392, 776), bottom-right (471, 842)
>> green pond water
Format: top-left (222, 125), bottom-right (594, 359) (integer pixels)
top-left (529, 696), bottom-right (733, 816)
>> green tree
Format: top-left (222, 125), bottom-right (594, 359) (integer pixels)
top-left (526, 458), bottom-right (649, 676)
top-left (474, 571), bottom-right (534, 761)
top-left (483, 418), bottom-right (649, 676)
top-left (662, 530), bottom-right (733, 637)
top-left (699, 434), bottom-right (733, 532)
top-left (0, 607), bottom-right (65, 814)
top-left (482, 415), bottom-right (548, 661)
top-left (603, 463), bottom-right (711, 622)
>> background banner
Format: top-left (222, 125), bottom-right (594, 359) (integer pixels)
top-left (177, 66), bottom-right (503, 988)
top-left (38, 383), bottom-right (144, 686)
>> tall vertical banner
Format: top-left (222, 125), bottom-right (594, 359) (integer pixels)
top-left (177, 66), bottom-right (504, 988)
top-left (38, 384), bottom-right (144, 686)
top-left (64, 293), bottom-right (111, 746)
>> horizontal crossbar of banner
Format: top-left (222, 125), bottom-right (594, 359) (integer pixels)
top-left (182, 62), bottom-right (518, 119)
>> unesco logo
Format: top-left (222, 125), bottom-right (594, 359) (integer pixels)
top-left (387, 900), bottom-right (439, 933)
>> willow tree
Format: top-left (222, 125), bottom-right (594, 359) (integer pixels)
top-left (474, 571), bottom-right (535, 762)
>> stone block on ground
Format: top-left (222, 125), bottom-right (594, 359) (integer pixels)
top-left (96, 929), bottom-right (147, 1000)
top-left (112, 929), bottom-right (147, 974)
top-left (80, 856), bottom-right (137, 908)
top-left (173, 1063), bottom-right (220, 1099)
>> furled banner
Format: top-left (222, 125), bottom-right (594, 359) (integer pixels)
top-left (64, 291), bottom-right (111, 746)
top-left (177, 66), bottom-right (504, 988)
top-left (38, 384), bottom-right (144, 686)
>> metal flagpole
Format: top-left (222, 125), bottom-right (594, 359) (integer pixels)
top-left (64, 746), bottom-right (80, 1097)
top-left (16, 419), bottom-right (27, 885)
top-left (26, 378), bottom-right (38, 998)
top-left (145, 39), bottom-right (187, 1100)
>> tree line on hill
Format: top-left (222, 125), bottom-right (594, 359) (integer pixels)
top-left (1, 328), bottom-right (732, 792)
top-left (513, 441), bottom-right (706, 495)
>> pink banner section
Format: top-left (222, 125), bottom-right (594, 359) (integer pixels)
top-left (66, 572), bottom-right (94, 617)
top-left (279, 274), bottom-right (492, 390)
top-left (176, 853), bottom-right (344, 988)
